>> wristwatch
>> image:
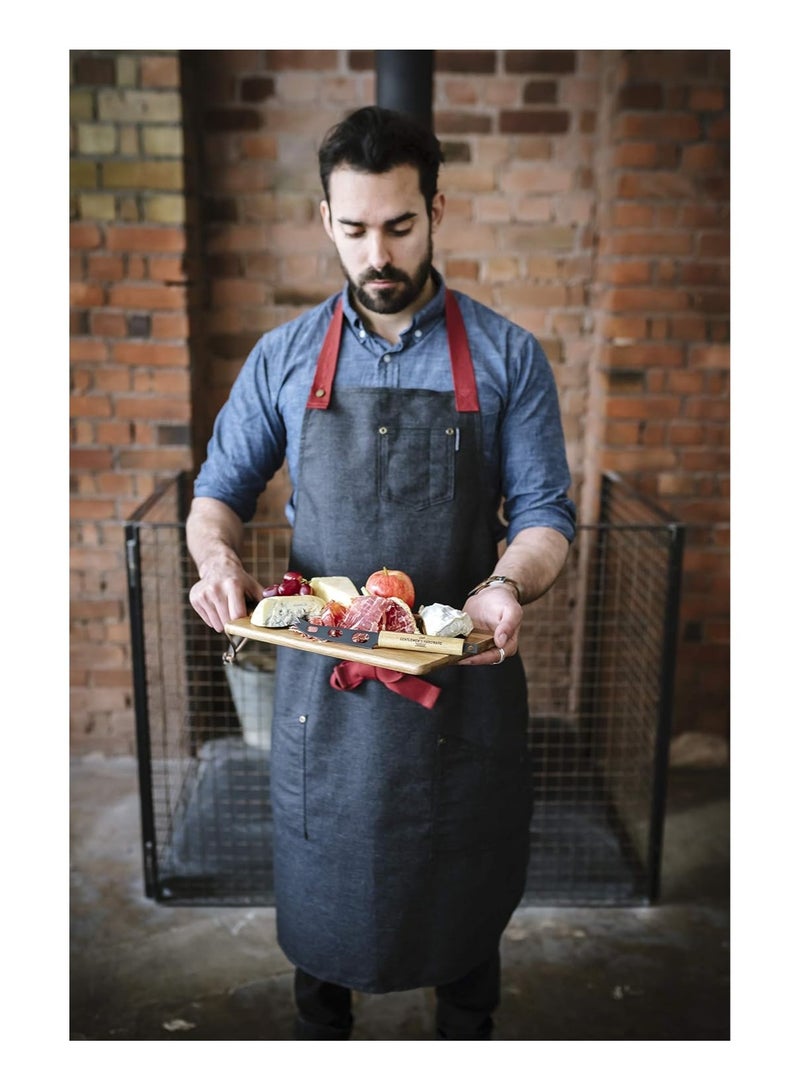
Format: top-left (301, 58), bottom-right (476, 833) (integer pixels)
top-left (467, 575), bottom-right (522, 602)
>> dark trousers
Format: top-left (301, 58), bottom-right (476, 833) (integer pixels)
top-left (293, 949), bottom-right (500, 1040)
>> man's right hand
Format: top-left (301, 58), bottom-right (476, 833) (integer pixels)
top-left (189, 559), bottom-right (265, 633)
top-left (186, 497), bottom-right (264, 632)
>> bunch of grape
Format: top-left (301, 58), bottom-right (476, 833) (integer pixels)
top-left (262, 570), bottom-right (314, 598)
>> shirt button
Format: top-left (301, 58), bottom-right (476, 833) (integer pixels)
top-left (414, 329), bottom-right (422, 339)
top-left (382, 353), bottom-right (391, 363)
top-left (358, 328), bottom-right (366, 339)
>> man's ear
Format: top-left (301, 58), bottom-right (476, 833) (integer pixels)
top-left (430, 191), bottom-right (445, 233)
top-left (320, 200), bottom-right (334, 241)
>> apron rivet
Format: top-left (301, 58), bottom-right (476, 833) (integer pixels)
top-left (445, 427), bottom-right (454, 435)
top-left (378, 426), bottom-right (388, 434)
top-left (315, 388), bottom-right (326, 398)
top-left (298, 715), bottom-right (307, 723)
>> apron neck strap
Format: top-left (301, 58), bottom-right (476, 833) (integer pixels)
top-left (306, 298), bottom-right (343, 410)
top-left (444, 289), bottom-right (480, 412)
top-left (306, 289), bottom-right (480, 412)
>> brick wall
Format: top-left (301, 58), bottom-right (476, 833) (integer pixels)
top-left (589, 50), bottom-right (730, 737)
top-left (69, 49), bottom-right (729, 754)
top-left (70, 51), bottom-right (194, 749)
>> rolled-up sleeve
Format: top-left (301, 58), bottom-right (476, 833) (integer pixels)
top-left (194, 337), bottom-right (287, 523)
top-left (500, 336), bottom-right (576, 545)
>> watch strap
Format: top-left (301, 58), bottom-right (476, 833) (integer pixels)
top-left (467, 575), bottom-right (522, 602)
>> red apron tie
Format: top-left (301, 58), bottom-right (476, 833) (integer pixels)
top-left (329, 661), bottom-right (441, 709)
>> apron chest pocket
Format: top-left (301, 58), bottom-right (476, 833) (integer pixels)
top-left (378, 425), bottom-right (455, 510)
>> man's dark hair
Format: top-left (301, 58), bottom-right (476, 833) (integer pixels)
top-left (318, 106), bottom-right (445, 214)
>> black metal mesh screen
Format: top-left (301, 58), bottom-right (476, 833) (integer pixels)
top-left (127, 472), bottom-right (682, 907)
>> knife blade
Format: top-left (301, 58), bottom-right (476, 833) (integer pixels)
top-left (292, 618), bottom-right (480, 657)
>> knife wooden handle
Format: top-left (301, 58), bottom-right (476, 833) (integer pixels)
top-left (375, 631), bottom-right (465, 655)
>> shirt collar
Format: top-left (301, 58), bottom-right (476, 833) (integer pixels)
top-left (341, 268), bottom-right (446, 340)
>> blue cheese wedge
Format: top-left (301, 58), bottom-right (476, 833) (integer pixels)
top-left (418, 603), bottom-right (473, 638)
top-left (250, 595), bottom-right (325, 628)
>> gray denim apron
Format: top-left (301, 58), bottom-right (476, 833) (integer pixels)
top-left (270, 290), bottom-right (531, 992)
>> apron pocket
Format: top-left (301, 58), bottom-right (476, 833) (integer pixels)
top-left (434, 733), bottom-right (531, 853)
top-left (378, 425), bottom-right (455, 510)
top-left (270, 710), bottom-right (309, 838)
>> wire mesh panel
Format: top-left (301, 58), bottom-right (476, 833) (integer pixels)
top-left (127, 472), bottom-right (682, 907)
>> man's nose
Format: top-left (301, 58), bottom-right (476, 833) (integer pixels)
top-left (366, 232), bottom-right (391, 271)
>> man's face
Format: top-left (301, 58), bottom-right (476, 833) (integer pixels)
top-left (321, 164), bottom-right (444, 316)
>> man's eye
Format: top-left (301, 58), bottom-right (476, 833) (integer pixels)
top-left (389, 228), bottom-right (412, 237)
top-left (344, 230), bottom-right (364, 239)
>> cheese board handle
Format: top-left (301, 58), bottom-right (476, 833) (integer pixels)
top-left (222, 635), bottom-right (249, 664)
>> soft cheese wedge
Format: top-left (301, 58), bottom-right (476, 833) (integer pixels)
top-left (250, 594), bottom-right (325, 628)
top-left (308, 576), bottom-right (360, 606)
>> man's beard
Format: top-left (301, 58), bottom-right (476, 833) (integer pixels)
top-left (345, 237), bottom-right (434, 316)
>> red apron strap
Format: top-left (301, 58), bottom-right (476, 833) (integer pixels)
top-left (307, 290), bottom-right (480, 413)
top-left (445, 289), bottom-right (480, 413)
top-left (306, 298), bottom-right (344, 410)
top-left (329, 660), bottom-right (442, 709)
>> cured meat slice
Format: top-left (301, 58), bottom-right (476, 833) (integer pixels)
top-left (318, 601), bottom-right (348, 626)
top-left (340, 595), bottom-right (390, 631)
top-left (382, 597), bottom-right (418, 633)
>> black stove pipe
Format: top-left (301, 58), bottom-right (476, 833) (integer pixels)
top-left (375, 50), bottom-right (434, 131)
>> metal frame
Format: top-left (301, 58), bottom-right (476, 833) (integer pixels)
top-left (125, 471), bottom-right (684, 907)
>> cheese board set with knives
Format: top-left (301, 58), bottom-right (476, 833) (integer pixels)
top-left (223, 616), bottom-right (496, 676)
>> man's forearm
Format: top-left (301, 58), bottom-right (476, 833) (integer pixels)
top-left (186, 497), bottom-right (246, 577)
top-left (490, 526), bottom-right (570, 605)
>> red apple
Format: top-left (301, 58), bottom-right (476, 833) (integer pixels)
top-left (365, 566), bottom-right (415, 609)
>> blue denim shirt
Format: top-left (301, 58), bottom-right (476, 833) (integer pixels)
top-left (194, 272), bottom-right (576, 545)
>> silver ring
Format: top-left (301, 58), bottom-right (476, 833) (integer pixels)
top-left (494, 647), bottom-right (506, 666)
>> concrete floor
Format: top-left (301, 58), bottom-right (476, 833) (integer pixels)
top-left (70, 754), bottom-right (729, 1042)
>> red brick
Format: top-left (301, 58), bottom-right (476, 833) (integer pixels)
top-left (70, 498), bottom-right (118, 520)
top-left (140, 55), bottom-right (181, 88)
top-left (605, 233), bottom-right (693, 257)
top-left (70, 337), bottom-right (109, 362)
top-left (500, 110), bottom-right (570, 134)
top-left (71, 449), bottom-right (114, 471)
top-left (268, 50), bottom-right (338, 70)
top-left (108, 284), bottom-right (187, 310)
top-left (148, 256), bottom-right (188, 282)
top-left (70, 283), bottom-right (105, 307)
top-left (670, 423), bottom-right (706, 445)
top-left (616, 113), bottom-right (702, 142)
top-left (87, 257), bottom-right (126, 283)
top-left (113, 395), bottom-right (191, 421)
top-left (73, 55), bottom-right (115, 85)
top-left (93, 367), bottom-right (132, 393)
top-left (151, 314), bottom-right (190, 338)
top-left (606, 395), bottom-right (681, 419)
top-left (96, 421), bottom-right (134, 445)
top-left (118, 449), bottom-right (192, 469)
top-left (691, 348), bottom-right (730, 378)
top-left (667, 371), bottom-right (705, 394)
top-left (435, 111), bottom-right (493, 134)
top-left (505, 51), bottom-right (575, 74)
top-left (90, 313), bottom-right (127, 338)
top-left (112, 342), bottom-right (190, 367)
top-left (605, 287), bottom-right (691, 312)
top-left (105, 226), bottom-right (186, 252)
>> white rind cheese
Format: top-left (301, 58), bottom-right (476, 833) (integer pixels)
top-left (250, 595), bottom-right (325, 628)
top-left (308, 576), bottom-right (360, 606)
top-left (419, 603), bottom-right (473, 638)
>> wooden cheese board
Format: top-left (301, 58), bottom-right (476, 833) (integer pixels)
top-left (223, 617), bottom-right (496, 676)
